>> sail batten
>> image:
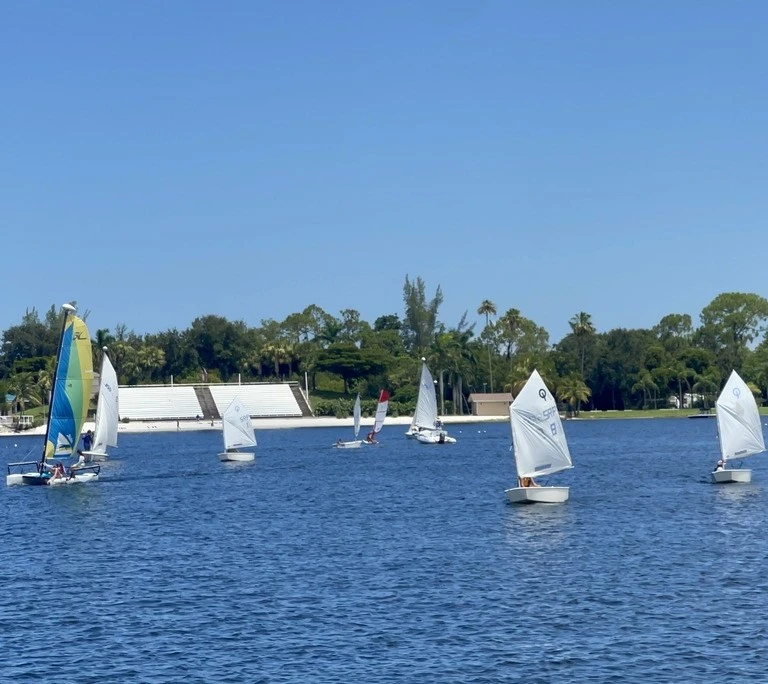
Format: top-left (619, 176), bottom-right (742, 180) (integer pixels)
top-left (509, 369), bottom-right (572, 479)
top-left (716, 370), bottom-right (765, 462)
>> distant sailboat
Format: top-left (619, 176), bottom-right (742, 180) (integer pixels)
top-left (218, 396), bottom-right (256, 462)
top-left (505, 369), bottom-right (573, 504)
top-left (365, 390), bottom-right (389, 444)
top-left (335, 394), bottom-right (363, 449)
top-left (711, 370), bottom-right (765, 484)
top-left (81, 347), bottom-right (119, 462)
top-left (7, 304), bottom-right (100, 486)
top-left (405, 358), bottom-right (456, 444)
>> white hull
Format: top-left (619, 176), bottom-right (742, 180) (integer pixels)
top-left (218, 451), bottom-right (255, 462)
top-left (80, 450), bottom-right (109, 463)
top-left (505, 486), bottom-right (570, 504)
top-left (404, 428), bottom-right (418, 438)
top-left (7, 470), bottom-right (99, 486)
top-left (711, 468), bottom-right (751, 484)
top-left (414, 430), bottom-right (456, 444)
top-left (334, 440), bottom-right (363, 449)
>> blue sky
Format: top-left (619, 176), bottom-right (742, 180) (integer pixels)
top-left (3, 1), bottom-right (767, 344)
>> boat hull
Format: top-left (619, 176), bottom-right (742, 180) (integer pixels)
top-left (218, 451), bottom-right (255, 462)
top-left (7, 470), bottom-right (100, 486)
top-left (711, 468), bottom-right (751, 484)
top-left (334, 440), bottom-right (363, 449)
top-left (505, 486), bottom-right (570, 504)
top-left (80, 450), bottom-right (109, 463)
top-left (414, 431), bottom-right (456, 444)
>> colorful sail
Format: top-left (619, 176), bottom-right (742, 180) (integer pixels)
top-left (45, 315), bottom-right (93, 460)
top-left (372, 389), bottom-right (389, 435)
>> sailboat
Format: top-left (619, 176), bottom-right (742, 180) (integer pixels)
top-left (6, 304), bottom-right (100, 486)
top-left (505, 369), bottom-right (573, 504)
top-left (364, 389), bottom-right (389, 444)
top-left (405, 358), bottom-right (456, 444)
top-left (335, 394), bottom-right (363, 448)
top-left (218, 396), bottom-right (257, 462)
top-left (80, 347), bottom-right (119, 462)
top-left (711, 370), bottom-right (765, 484)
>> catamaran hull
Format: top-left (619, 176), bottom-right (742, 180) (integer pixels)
top-left (505, 486), bottom-right (570, 504)
top-left (711, 469), bottom-right (751, 484)
top-left (334, 440), bottom-right (363, 449)
top-left (218, 451), bottom-right (255, 462)
top-left (7, 471), bottom-right (99, 486)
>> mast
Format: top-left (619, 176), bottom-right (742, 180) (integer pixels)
top-left (40, 303), bottom-right (76, 468)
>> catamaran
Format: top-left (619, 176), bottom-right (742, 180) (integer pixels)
top-left (218, 396), bottom-right (257, 462)
top-left (365, 389), bottom-right (389, 444)
top-left (711, 370), bottom-right (765, 484)
top-left (80, 347), bottom-right (119, 462)
top-left (405, 358), bottom-right (456, 444)
top-left (335, 394), bottom-right (363, 448)
top-left (505, 369), bottom-right (573, 504)
top-left (7, 304), bottom-right (100, 486)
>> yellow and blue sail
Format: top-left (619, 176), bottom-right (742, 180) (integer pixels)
top-left (45, 316), bottom-right (93, 460)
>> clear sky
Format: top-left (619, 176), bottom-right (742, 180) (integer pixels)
top-left (3, 1), bottom-right (766, 344)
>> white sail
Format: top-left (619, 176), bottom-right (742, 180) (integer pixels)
top-left (353, 394), bottom-right (361, 439)
top-left (372, 390), bottom-right (389, 435)
top-left (509, 369), bottom-right (573, 479)
top-left (716, 370), bottom-right (765, 462)
top-left (412, 360), bottom-right (438, 430)
top-left (92, 352), bottom-right (119, 455)
top-left (222, 397), bottom-right (257, 451)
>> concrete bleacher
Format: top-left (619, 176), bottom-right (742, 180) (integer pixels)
top-left (118, 383), bottom-right (304, 421)
top-left (208, 384), bottom-right (303, 418)
top-left (119, 386), bottom-right (203, 421)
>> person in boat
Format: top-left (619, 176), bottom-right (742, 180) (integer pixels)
top-left (335, 438), bottom-right (344, 447)
top-left (71, 449), bottom-right (87, 470)
top-left (519, 476), bottom-right (540, 488)
top-left (365, 431), bottom-right (377, 444)
top-left (714, 459), bottom-right (725, 472)
top-left (81, 430), bottom-right (93, 453)
top-left (49, 462), bottom-right (66, 482)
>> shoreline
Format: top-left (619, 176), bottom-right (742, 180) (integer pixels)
top-left (0, 414), bottom-right (508, 437)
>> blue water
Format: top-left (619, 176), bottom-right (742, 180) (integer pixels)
top-left (1, 418), bottom-right (766, 682)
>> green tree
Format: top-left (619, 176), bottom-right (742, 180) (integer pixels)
top-left (402, 276), bottom-right (443, 353)
top-left (477, 299), bottom-right (497, 392)
top-left (557, 374), bottom-right (592, 416)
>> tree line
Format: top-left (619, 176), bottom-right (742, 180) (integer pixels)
top-left (2, 280), bottom-right (768, 417)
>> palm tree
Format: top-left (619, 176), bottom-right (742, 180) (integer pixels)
top-left (631, 370), bottom-right (658, 409)
top-left (557, 374), bottom-right (592, 416)
top-left (568, 311), bottom-right (596, 413)
top-left (692, 371), bottom-right (720, 410)
top-left (477, 300), bottom-right (496, 392)
top-left (7, 372), bottom-right (40, 416)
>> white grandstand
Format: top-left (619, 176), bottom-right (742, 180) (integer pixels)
top-left (207, 384), bottom-right (302, 418)
top-left (118, 383), bottom-right (307, 421)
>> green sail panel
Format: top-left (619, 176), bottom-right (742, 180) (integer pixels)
top-left (45, 316), bottom-right (93, 460)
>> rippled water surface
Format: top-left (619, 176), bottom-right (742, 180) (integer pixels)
top-left (2, 418), bottom-right (767, 682)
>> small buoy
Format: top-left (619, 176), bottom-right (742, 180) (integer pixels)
top-left (14, 443), bottom-right (18, 447)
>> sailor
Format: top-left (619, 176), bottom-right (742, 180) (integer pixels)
top-left (714, 459), bottom-right (725, 472)
top-left (81, 430), bottom-right (93, 452)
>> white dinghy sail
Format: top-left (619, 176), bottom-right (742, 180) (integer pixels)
top-left (335, 394), bottom-right (363, 449)
top-left (81, 348), bottom-right (119, 462)
top-left (505, 369), bottom-right (573, 503)
top-left (218, 396), bottom-right (256, 462)
top-left (711, 370), bottom-right (765, 483)
top-left (406, 358), bottom-right (456, 444)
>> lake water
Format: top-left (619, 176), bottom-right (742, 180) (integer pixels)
top-left (1, 417), bottom-right (766, 682)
